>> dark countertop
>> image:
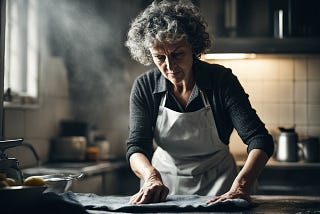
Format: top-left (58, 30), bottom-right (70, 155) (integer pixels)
top-left (3, 194), bottom-right (319, 214)
top-left (105, 195), bottom-right (320, 214)
top-left (73, 194), bottom-right (320, 214)
top-left (247, 195), bottom-right (320, 214)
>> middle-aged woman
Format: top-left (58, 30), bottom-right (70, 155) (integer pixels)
top-left (125, 0), bottom-right (274, 205)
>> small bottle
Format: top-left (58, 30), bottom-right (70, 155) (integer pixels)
top-left (94, 135), bottom-right (110, 160)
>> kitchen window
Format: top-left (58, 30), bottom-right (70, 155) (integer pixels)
top-left (3, 0), bottom-right (39, 108)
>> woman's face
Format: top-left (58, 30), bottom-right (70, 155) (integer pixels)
top-left (149, 39), bottom-right (193, 86)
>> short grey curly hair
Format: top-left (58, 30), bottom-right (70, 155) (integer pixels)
top-left (125, 0), bottom-right (212, 65)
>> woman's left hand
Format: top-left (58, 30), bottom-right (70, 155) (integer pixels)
top-left (207, 149), bottom-right (269, 204)
top-left (206, 187), bottom-right (251, 204)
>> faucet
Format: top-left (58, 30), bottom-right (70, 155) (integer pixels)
top-left (19, 142), bottom-right (41, 166)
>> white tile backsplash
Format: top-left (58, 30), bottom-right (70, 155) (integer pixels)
top-left (308, 58), bottom-right (320, 80)
top-left (258, 59), bottom-right (279, 80)
top-left (294, 81), bottom-right (307, 103)
top-left (279, 103), bottom-right (294, 124)
top-left (279, 59), bottom-right (294, 80)
top-left (308, 81), bottom-right (320, 104)
top-left (207, 55), bottom-right (320, 156)
top-left (294, 104), bottom-right (308, 125)
top-left (245, 81), bottom-right (263, 103)
top-left (262, 81), bottom-right (280, 102)
top-left (308, 104), bottom-right (320, 126)
top-left (295, 125), bottom-right (308, 139)
top-left (262, 103), bottom-right (280, 124)
top-left (279, 81), bottom-right (294, 103)
top-left (294, 58), bottom-right (307, 80)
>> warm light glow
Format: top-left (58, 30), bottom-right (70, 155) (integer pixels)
top-left (203, 53), bottom-right (257, 60)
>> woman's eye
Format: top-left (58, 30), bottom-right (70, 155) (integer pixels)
top-left (172, 52), bottom-right (183, 58)
top-left (155, 55), bottom-right (165, 61)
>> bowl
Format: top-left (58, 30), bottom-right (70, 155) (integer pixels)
top-left (26, 173), bottom-right (84, 193)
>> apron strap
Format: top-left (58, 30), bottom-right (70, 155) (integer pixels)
top-left (161, 92), bottom-right (185, 112)
top-left (199, 90), bottom-right (210, 108)
top-left (160, 92), bottom-right (168, 107)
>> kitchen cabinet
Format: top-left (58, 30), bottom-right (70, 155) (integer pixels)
top-left (199, 0), bottom-right (320, 53)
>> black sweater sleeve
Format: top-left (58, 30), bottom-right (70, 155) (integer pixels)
top-left (217, 68), bottom-right (274, 157)
top-left (126, 70), bottom-right (159, 162)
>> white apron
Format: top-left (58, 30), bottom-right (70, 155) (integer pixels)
top-left (152, 90), bottom-right (239, 196)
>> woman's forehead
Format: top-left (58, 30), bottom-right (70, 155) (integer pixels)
top-left (150, 39), bottom-right (190, 53)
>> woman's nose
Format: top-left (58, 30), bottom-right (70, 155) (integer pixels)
top-left (165, 56), bottom-right (175, 71)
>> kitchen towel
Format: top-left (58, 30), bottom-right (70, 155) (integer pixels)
top-left (62, 192), bottom-right (251, 213)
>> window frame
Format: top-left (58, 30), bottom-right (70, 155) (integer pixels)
top-left (3, 0), bottom-right (40, 109)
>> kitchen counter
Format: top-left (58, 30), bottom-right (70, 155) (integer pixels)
top-left (143, 195), bottom-right (320, 213)
top-left (85, 195), bottom-right (319, 213)
top-left (236, 157), bottom-right (320, 196)
top-left (247, 195), bottom-right (320, 214)
top-left (22, 160), bottom-right (128, 177)
top-left (237, 157), bottom-right (320, 169)
top-left (77, 194), bottom-right (320, 213)
top-left (3, 194), bottom-right (320, 214)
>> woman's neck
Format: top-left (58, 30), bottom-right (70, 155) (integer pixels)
top-left (171, 78), bottom-right (195, 107)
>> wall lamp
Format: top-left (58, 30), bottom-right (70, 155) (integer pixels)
top-left (203, 53), bottom-right (257, 60)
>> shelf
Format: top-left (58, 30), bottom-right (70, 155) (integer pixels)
top-left (210, 37), bottom-right (320, 54)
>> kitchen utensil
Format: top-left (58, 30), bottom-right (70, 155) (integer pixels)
top-left (298, 137), bottom-right (320, 162)
top-left (276, 127), bottom-right (299, 162)
top-left (0, 139), bottom-right (24, 183)
top-left (26, 173), bottom-right (84, 193)
top-left (50, 136), bottom-right (87, 161)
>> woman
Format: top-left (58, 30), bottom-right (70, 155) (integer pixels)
top-left (125, 0), bottom-right (274, 204)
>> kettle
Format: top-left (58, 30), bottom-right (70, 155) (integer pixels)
top-left (0, 139), bottom-right (24, 184)
top-left (276, 127), bottom-right (299, 162)
top-left (298, 137), bottom-right (320, 162)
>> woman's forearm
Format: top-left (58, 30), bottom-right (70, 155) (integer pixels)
top-left (231, 149), bottom-right (269, 193)
top-left (129, 152), bottom-right (159, 181)
top-left (129, 152), bottom-right (169, 204)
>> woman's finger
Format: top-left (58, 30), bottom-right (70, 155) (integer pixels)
top-left (138, 189), bottom-right (154, 204)
top-left (151, 187), bottom-right (162, 203)
top-left (160, 187), bottom-right (169, 202)
top-left (130, 191), bottom-right (143, 204)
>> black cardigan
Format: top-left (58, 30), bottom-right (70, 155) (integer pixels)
top-left (126, 58), bottom-right (274, 162)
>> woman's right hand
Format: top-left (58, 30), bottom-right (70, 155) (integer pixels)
top-left (129, 169), bottom-right (169, 204)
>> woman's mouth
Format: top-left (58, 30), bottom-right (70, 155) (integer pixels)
top-left (167, 70), bottom-right (180, 74)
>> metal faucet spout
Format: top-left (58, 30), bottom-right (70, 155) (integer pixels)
top-left (20, 142), bottom-right (41, 166)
